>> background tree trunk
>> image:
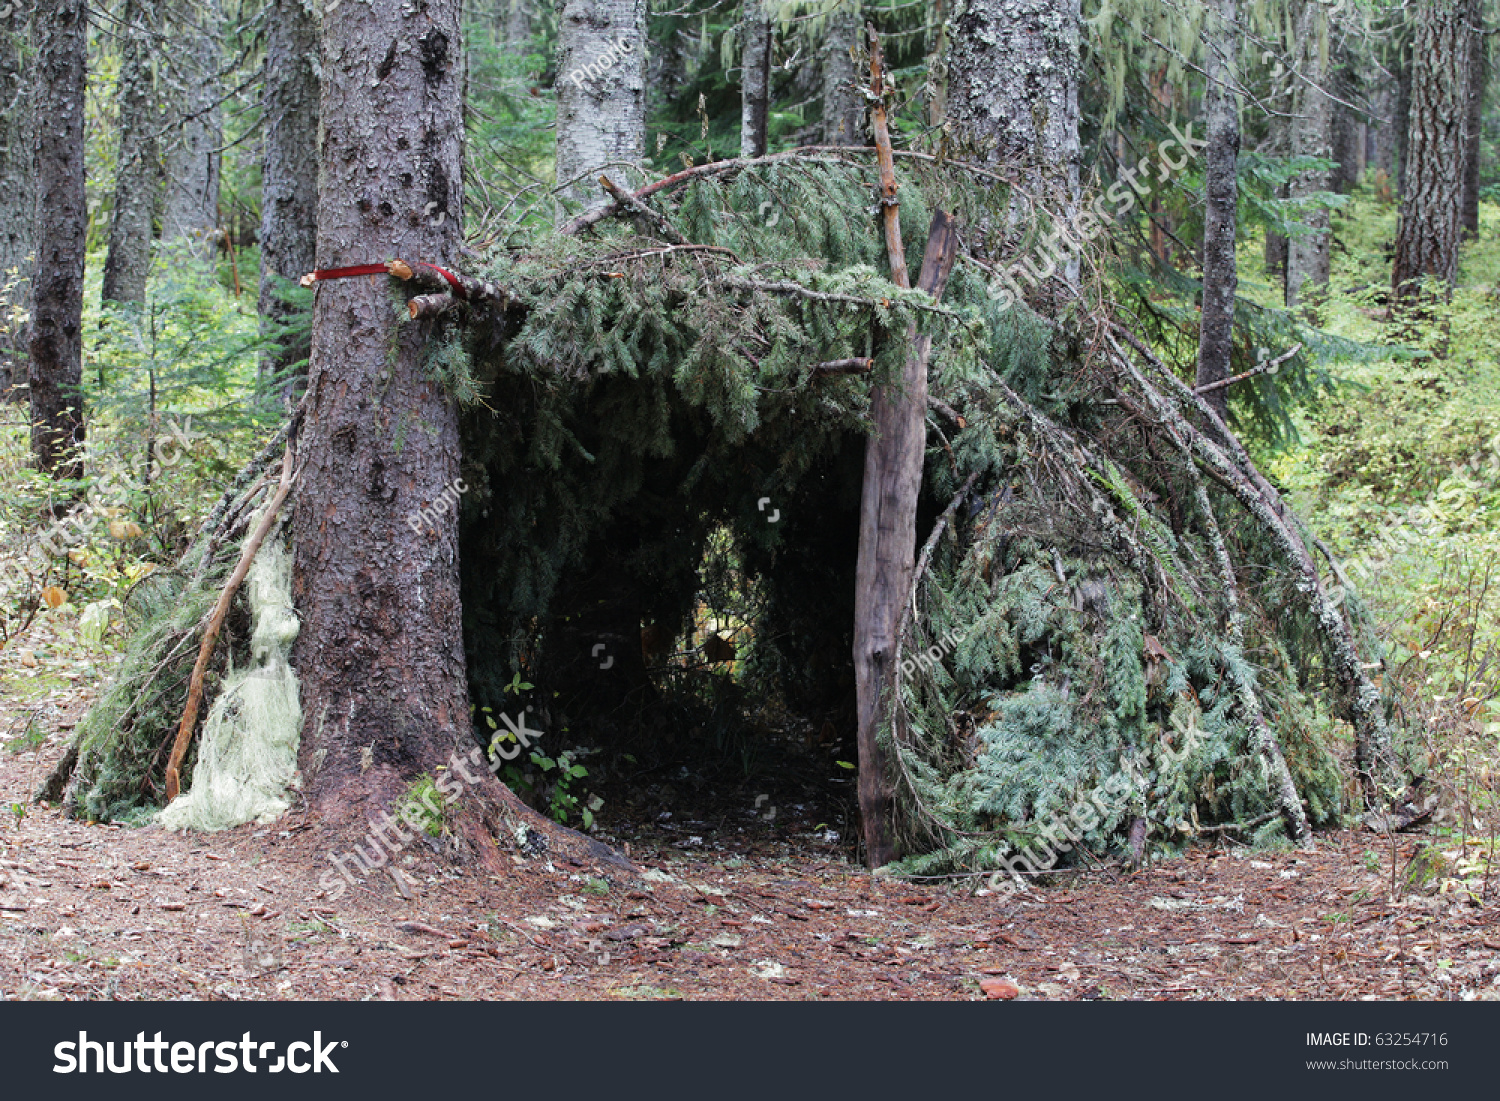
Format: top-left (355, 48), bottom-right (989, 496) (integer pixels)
top-left (1286, 0), bottom-right (1332, 312)
top-left (161, 0), bottom-right (223, 257)
top-left (0, 13), bottom-right (34, 402)
top-left (505, 0), bottom-right (534, 45)
top-left (293, 0), bottom-right (486, 836)
top-left (739, 0), bottom-right (771, 158)
top-left (102, 0), bottom-right (159, 306)
top-left (1196, 0), bottom-right (1239, 422)
top-left (1392, 0), bottom-right (1472, 303)
top-left (28, 0), bottom-right (86, 480)
top-left (555, 0), bottom-right (646, 204)
top-left (946, 0), bottom-right (1081, 220)
top-left (1370, 76), bottom-right (1400, 184)
top-left (257, 0), bottom-right (320, 390)
top-left (820, 4), bottom-right (862, 145)
top-left (1462, 5), bottom-right (1488, 239)
top-left (1330, 42), bottom-right (1365, 194)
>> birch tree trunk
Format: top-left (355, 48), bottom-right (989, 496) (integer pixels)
top-left (102, 0), bottom-right (159, 306)
top-left (258, 0), bottom-right (320, 389)
top-left (1392, 0), bottom-right (1472, 304)
top-left (1286, 0), bottom-right (1332, 313)
top-left (0, 14), bottom-right (33, 401)
top-left (28, 0), bottom-right (86, 480)
top-left (739, 0), bottom-right (772, 158)
top-left (820, 4), bottom-right (862, 145)
top-left (555, 0), bottom-right (646, 205)
top-left (1196, 0), bottom-right (1239, 422)
top-left (161, 0), bottom-right (223, 257)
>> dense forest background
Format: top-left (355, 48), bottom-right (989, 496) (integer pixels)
top-left (2, 0), bottom-right (1499, 895)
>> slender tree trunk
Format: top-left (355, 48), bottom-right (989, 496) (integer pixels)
top-left (1196, 0), bottom-right (1239, 422)
top-left (1371, 76), bottom-right (1400, 185)
top-left (293, 0), bottom-right (483, 837)
top-left (28, 0), bottom-right (86, 480)
top-left (102, 0), bottom-right (159, 306)
top-left (161, 0), bottom-right (223, 257)
top-left (1261, 109), bottom-right (1288, 288)
top-left (505, 0), bottom-right (534, 45)
top-left (1393, 0), bottom-right (1472, 304)
top-left (258, 0), bottom-right (320, 390)
top-left (820, 4), bottom-right (862, 144)
top-left (0, 14), bottom-right (34, 402)
top-left (1462, 6), bottom-right (1488, 239)
top-left (739, 0), bottom-right (772, 158)
top-left (554, 0), bottom-right (646, 205)
top-left (1286, 0), bottom-right (1333, 312)
top-left (1330, 44), bottom-right (1364, 194)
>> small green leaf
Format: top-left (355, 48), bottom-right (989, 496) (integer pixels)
top-left (570, 765), bottom-right (589, 778)
top-left (835, 760), bottom-right (855, 769)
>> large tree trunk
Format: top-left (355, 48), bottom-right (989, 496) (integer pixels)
top-left (102, 0), bottom-right (159, 306)
top-left (1462, 7), bottom-right (1488, 239)
top-left (293, 0), bottom-right (483, 836)
top-left (946, 0), bottom-right (1080, 214)
top-left (1286, 0), bottom-right (1333, 313)
top-left (28, 0), bottom-right (86, 480)
top-left (161, 0), bottom-right (223, 257)
top-left (820, 4), bottom-right (862, 145)
top-left (555, 0), bottom-right (646, 205)
top-left (0, 15), bottom-right (33, 402)
top-left (1392, 0), bottom-right (1472, 304)
top-left (739, 0), bottom-right (772, 158)
top-left (1196, 0), bottom-right (1239, 423)
top-left (505, 0), bottom-right (535, 45)
top-left (946, 0), bottom-right (1081, 303)
top-left (257, 0), bottom-right (320, 390)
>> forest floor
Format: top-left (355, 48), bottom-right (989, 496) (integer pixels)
top-left (3, 615), bottom-right (1498, 1002)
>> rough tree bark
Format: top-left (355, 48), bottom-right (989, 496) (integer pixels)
top-left (739, 0), bottom-right (772, 158)
top-left (1462, 3), bottom-right (1487, 239)
top-left (161, 0), bottom-right (223, 257)
top-left (821, 4), bottom-right (862, 145)
top-left (1196, 0), bottom-right (1239, 423)
top-left (28, 0), bottom-right (86, 480)
top-left (293, 0), bottom-right (487, 839)
top-left (946, 0), bottom-right (1081, 218)
top-left (296, 0), bottom-right (620, 874)
top-left (1286, 0), bottom-right (1333, 313)
top-left (554, 0), bottom-right (646, 204)
top-left (1392, 0), bottom-right (1472, 304)
top-left (0, 14), bottom-right (33, 401)
top-left (102, 0), bottom-right (159, 306)
top-left (257, 0), bottom-right (320, 389)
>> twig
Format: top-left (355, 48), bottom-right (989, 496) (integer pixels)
top-left (1192, 343), bottom-right (1303, 395)
top-left (597, 175), bottom-right (689, 245)
top-left (163, 443), bottom-right (297, 802)
top-left (810, 358), bottom-right (874, 374)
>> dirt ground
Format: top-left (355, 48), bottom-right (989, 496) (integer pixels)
top-left (3, 623), bottom-right (1498, 1002)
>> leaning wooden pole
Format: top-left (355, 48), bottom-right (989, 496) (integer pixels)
top-left (852, 26), bottom-right (960, 868)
